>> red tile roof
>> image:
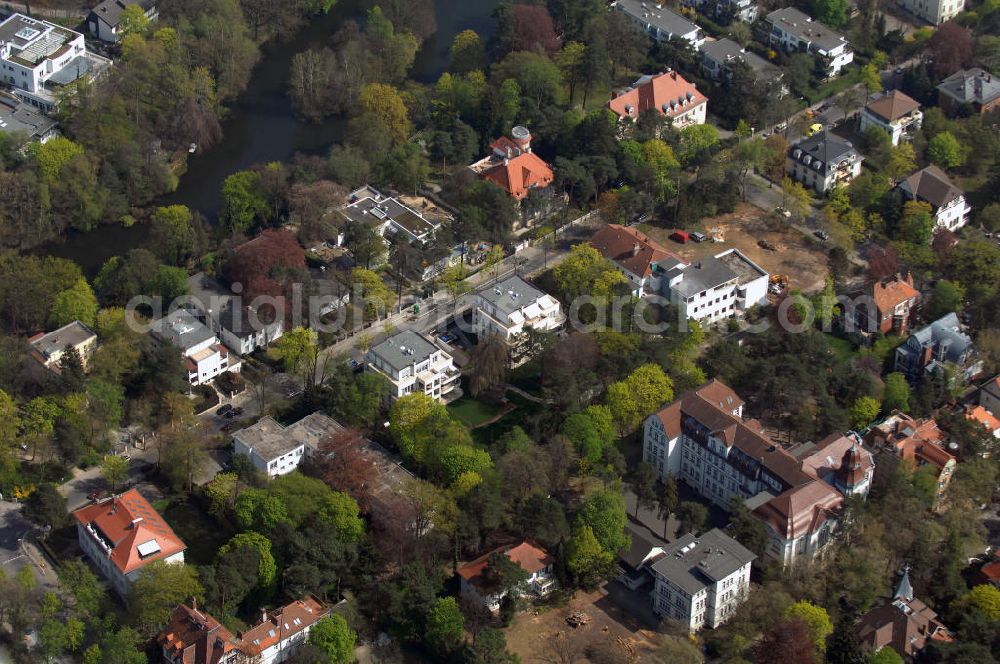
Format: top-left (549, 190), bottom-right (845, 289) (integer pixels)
top-left (480, 151), bottom-right (554, 200)
top-left (589, 224), bottom-right (682, 279)
top-left (158, 602), bottom-right (239, 664)
top-left (752, 480), bottom-right (843, 540)
top-left (73, 488), bottom-right (186, 575)
top-left (967, 405), bottom-right (1000, 434)
top-left (458, 541), bottom-right (553, 590)
top-left (241, 596), bottom-right (328, 656)
top-left (872, 273), bottom-right (920, 319)
top-left (608, 71), bottom-right (707, 121)
top-left (867, 412), bottom-right (956, 471)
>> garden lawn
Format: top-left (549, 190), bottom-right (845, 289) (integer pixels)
top-left (447, 396), bottom-right (504, 428)
top-left (825, 334), bottom-right (857, 363)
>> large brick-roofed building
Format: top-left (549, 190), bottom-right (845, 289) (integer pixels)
top-left (469, 126), bottom-right (554, 201)
top-left (608, 71), bottom-right (708, 128)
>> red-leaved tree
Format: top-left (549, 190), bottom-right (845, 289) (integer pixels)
top-left (754, 617), bottom-right (819, 664)
top-left (226, 228), bottom-right (306, 302)
top-left (303, 428), bottom-right (377, 512)
top-left (512, 5), bottom-right (560, 54)
top-left (928, 22), bottom-right (974, 78)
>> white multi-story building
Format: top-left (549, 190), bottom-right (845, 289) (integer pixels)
top-left (764, 7), bottom-right (853, 77)
top-left (660, 249), bottom-right (769, 323)
top-left (644, 381), bottom-right (847, 566)
top-left (898, 165), bottom-right (971, 233)
top-left (0, 13), bottom-right (110, 110)
top-left (151, 310), bottom-right (240, 386)
top-left (613, 0), bottom-right (705, 49)
top-left (29, 320), bottom-right (98, 372)
top-left (787, 131), bottom-right (863, 194)
top-left (896, 0), bottom-right (964, 24)
top-left (73, 489), bottom-right (186, 596)
top-left (366, 329), bottom-right (459, 402)
top-left (650, 528), bottom-right (754, 631)
top-left (215, 303), bottom-right (284, 356)
top-left (860, 90), bottom-right (923, 146)
top-left (232, 412), bottom-right (343, 479)
top-left (473, 275), bottom-right (564, 360)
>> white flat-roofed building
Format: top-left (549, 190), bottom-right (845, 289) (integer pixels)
top-left (650, 528), bottom-right (754, 631)
top-left (473, 275), bottom-right (564, 361)
top-left (660, 249), bottom-right (769, 323)
top-left (232, 412), bottom-right (342, 479)
top-left (613, 0), bottom-right (705, 49)
top-left (29, 320), bottom-right (97, 372)
top-left (0, 13), bottom-right (111, 110)
top-left (366, 329), bottom-right (460, 402)
top-left (151, 310), bottom-right (240, 386)
top-left (764, 7), bottom-right (853, 77)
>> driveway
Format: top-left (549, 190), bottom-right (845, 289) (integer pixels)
top-left (0, 502), bottom-right (57, 588)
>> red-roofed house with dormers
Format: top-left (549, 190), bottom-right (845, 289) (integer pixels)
top-left (608, 71), bottom-right (708, 128)
top-left (73, 488), bottom-right (186, 595)
top-left (468, 126), bottom-right (554, 202)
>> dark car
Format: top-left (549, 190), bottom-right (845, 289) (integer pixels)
top-left (216, 404), bottom-right (234, 417)
top-left (349, 358), bottom-right (364, 373)
top-left (439, 333), bottom-right (458, 344)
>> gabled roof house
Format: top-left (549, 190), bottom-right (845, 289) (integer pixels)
top-left (608, 71), bottom-right (708, 128)
top-left (469, 126), bottom-right (554, 201)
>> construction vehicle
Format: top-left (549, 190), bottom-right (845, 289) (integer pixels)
top-left (566, 612), bottom-right (591, 628)
top-left (769, 274), bottom-right (788, 295)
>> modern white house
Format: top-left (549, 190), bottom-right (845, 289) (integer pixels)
top-left (366, 329), bottom-right (459, 402)
top-left (896, 0), bottom-right (964, 25)
top-left (150, 310), bottom-right (240, 386)
top-left (859, 90), bottom-right (923, 146)
top-left (473, 275), bottom-right (564, 360)
top-left (764, 7), bottom-right (853, 77)
top-left (644, 380), bottom-right (848, 566)
top-left (339, 186), bottom-right (443, 248)
top-left (232, 412), bottom-right (343, 479)
top-left (458, 542), bottom-right (557, 612)
top-left (659, 249), bottom-right (769, 323)
top-left (215, 303), bottom-right (284, 356)
top-left (650, 528), bottom-right (754, 631)
top-left (87, 0), bottom-right (159, 42)
top-left (0, 13), bottom-right (111, 110)
top-left (73, 489), bottom-right (186, 596)
top-left (613, 0), bottom-right (705, 49)
top-left (787, 131), bottom-right (863, 194)
top-left (29, 320), bottom-right (98, 372)
top-left (898, 165), bottom-right (971, 232)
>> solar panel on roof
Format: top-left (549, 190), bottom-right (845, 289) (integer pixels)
top-left (136, 540), bottom-right (161, 557)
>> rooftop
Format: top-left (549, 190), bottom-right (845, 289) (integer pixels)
top-left (615, 0), bottom-right (701, 38)
top-left (650, 528), bottom-right (754, 595)
top-left (865, 89), bottom-right (921, 123)
top-left (370, 329), bottom-right (442, 372)
top-left (903, 312), bottom-right (973, 363)
top-left (669, 256), bottom-right (738, 299)
top-left (241, 596), bottom-right (328, 655)
top-left (29, 320), bottom-right (96, 361)
top-left (0, 93), bottom-right (57, 139)
top-left (701, 38), bottom-right (783, 80)
top-left (340, 187), bottom-right (439, 240)
top-left (900, 165), bottom-right (965, 210)
top-left (458, 541), bottom-right (553, 590)
top-left (158, 601), bottom-right (239, 664)
top-left (872, 273), bottom-right (920, 315)
top-left (937, 68), bottom-right (1000, 106)
top-left (608, 70), bottom-right (707, 121)
top-left (766, 7), bottom-right (848, 51)
top-left (477, 274), bottom-right (551, 317)
top-left (91, 0), bottom-right (156, 27)
top-left (72, 488), bottom-right (186, 575)
top-left (233, 412), bottom-right (343, 463)
top-left (590, 224), bottom-right (682, 279)
top-left (790, 130), bottom-right (860, 170)
top-left (0, 14), bottom-right (78, 66)
top-left (151, 310), bottom-right (216, 352)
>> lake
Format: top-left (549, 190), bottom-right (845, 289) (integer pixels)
top-left (44, 0), bottom-right (500, 273)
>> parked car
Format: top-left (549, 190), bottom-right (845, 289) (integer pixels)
top-left (349, 358), bottom-right (364, 373)
top-left (806, 123), bottom-right (824, 137)
top-left (439, 333), bottom-right (458, 344)
top-left (217, 404), bottom-right (234, 417)
top-left (690, 232), bottom-right (706, 242)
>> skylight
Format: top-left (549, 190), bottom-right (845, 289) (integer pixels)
top-left (136, 540), bottom-right (161, 558)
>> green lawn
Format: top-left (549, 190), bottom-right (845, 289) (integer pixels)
top-left (825, 334), bottom-right (857, 363)
top-left (447, 396), bottom-right (504, 428)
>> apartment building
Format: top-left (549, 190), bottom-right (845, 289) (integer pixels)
top-left (469, 126), bottom-right (554, 201)
top-left (936, 68), bottom-right (1000, 117)
top-left (232, 412), bottom-right (343, 479)
top-left (608, 71), bottom-right (708, 128)
top-left (151, 310), bottom-right (240, 386)
top-left (896, 0), bottom-right (964, 25)
top-left (339, 185), bottom-right (443, 247)
top-left (458, 541), bottom-right (556, 612)
top-left (659, 248), bottom-right (769, 323)
top-left (472, 275), bottom-right (564, 362)
top-left (590, 224), bottom-right (681, 297)
top-left (29, 320), bottom-right (98, 372)
top-left (894, 312), bottom-right (981, 385)
top-left (764, 7), bottom-right (853, 77)
top-left (613, 0), bottom-right (705, 49)
top-left (650, 528), bottom-right (754, 631)
top-left (684, 0), bottom-right (759, 24)
top-left (700, 38), bottom-right (784, 92)
top-left (88, 0), bottom-right (159, 42)
top-left (859, 90), bottom-right (923, 146)
top-left (866, 412), bottom-right (956, 509)
top-left (643, 381), bottom-right (848, 566)
top-left (787, 131), bottom-right (863, 194)
top-left (366, 329), bottom-right (459, 402)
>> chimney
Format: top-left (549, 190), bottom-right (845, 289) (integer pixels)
top-left (261, 608), bottom-right (268, 624)
top-left (191, 597), bottom-right (197, 612)
top-left (671, 71), bottom-right (677, 80)
top-left (631, 242), bottom-right (640, 256)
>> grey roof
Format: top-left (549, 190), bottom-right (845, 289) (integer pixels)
top-left (370, 329), bottom-right (439, 372)
top-left (90, 0), bottom-right (155, 28)
top-left (218, 304), bottom-right (277, 337)
top-left (904, 312), bottom-right (973, 363)
top-left (701, 38), bottom-right (782, 80)
top-left (900, 165), bottom-right (964, 210)
top-left (790, 130), bottom-right (860, 169)
top-left (766, 7), bottom-right (847, 51)
top-left (650, 528), bottom-right (755, 595)
top-left (0, 94), bottom-right (57, 140)
top-left (30, 321), bottom-right (96, 359)
top-left (46, 53), bottom-right (109, 86)
top-left (615, 0), bottom-right (700, 37)
top-left (150, 310), bottom-right (215, 351)
top-left (233, 412), bottom-right (343, 463)
top-left (477, 275), bottom-right (548, 317)
top-left (937, 68), bottom-right (1000, 106)
top-left (670, 256), bottom-right (739, 299)
top-left (619, 521), bottom-right (668, 570)
top-left (894, 568), bottom-right (914, 602)
top-left (339, 188), bottom-right (437, 240)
